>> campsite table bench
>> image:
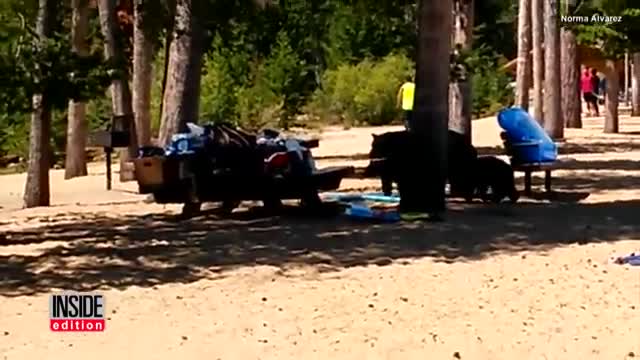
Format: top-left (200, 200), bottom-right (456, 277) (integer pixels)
top-left (511, 162), bottom-right (557, 196)
top-left (500, 131), bottom-right (558, 196)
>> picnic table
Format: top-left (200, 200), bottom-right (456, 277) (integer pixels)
top-left (501, 132), bottom-right (558, 196)
top-left (511, 162), bottom-right (556, 196)
top-left (135, 135), bottom-right (353, 216)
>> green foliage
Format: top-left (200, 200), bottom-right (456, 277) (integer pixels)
top-left (307, 53), bottom-right (414, 126)
top-left (150, 50), bottom-right (166, 133)
top-left (0, 31), bottom-right (116, 115)
top-left (568, 0), bottom-right (640, 58)
top-left (200, 31), bottom-right (305, 130)
top-left (234, 82), bottom-right (284, 131)
top-left (467, 46), bottom-right (515, 118)
top-left (258, 31), bottom-right (307, 125)
top-left (474, 0), bottom-right (518, 60)
top-left (306, 48), bottom-right (514, 125)
top-left (324, 2), bottom-right (416, 68)
top-left (0, 0), bottom-right (524, 161)
top-left (0, 113), bottom-right (29, 158)
top-left (0, 6), bottom-right (116, 158)
top-left (199, 34), bottom-right (252, 123)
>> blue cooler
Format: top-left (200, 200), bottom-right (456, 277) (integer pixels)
top-left (497, 107), bottom-right (557, 164)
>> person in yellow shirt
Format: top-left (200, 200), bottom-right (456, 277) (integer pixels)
top-left (397, 76), bottom-right (415, 130)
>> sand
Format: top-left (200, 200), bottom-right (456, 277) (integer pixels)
top-left (0, 115), bottom-right (639, 359)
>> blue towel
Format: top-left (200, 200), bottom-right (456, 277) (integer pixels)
top-left (322, 192), bottom-right (400, 204)
top-left (344, 203), bottom-right (400, 222)
top-left (615, 253), bottom-right (640, 266)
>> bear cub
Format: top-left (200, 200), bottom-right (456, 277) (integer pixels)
top-left (473, 156), bottom-right (519, 203)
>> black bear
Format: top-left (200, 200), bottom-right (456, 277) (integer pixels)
top-left (365, 130), bottom-right (477, 200)
top-left (447, 130), bottom-right (478, 201)
top-left (473, 156), bottom-right (519, 203)
top-left (365, 131), bottom-right (412, 197)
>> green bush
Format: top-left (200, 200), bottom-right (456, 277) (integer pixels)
top-left (235, 32), bottom-right (305, 129)
top-left (466, 47), bottom-right (514, 118)
top-left (0, 113), bottom-right (29, 158)
top-left (199, 38), bottom-right (252, 124)
top-left (200, 31), bottom-right (305, 130)
top-left (233, 58), bottom-right (283, 130)
top-left (235, 83), bottom-right (284, 131)
top-left (149, 50), bottom-right (166, 134)
top-left (307, 53), bottom-right (413, 126)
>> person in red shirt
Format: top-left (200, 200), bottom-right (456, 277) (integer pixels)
top-left (581, 67), bottom-right (598, 116)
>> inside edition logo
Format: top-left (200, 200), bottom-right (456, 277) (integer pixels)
top-left (49, 293), bottom-right (105, 332)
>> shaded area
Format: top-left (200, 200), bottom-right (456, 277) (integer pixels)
top-left (316, 153), bottom-right (370, 161)
top-left (522, 158), bottom-right (640, 193)
top-left (530, 173), bottom-right (638, 192)
top-left (549, 141), bottom-right (640, 155)
top-left (552, 159), bottom-right (640, 171)
top-left (348, 158), bottom-right (640, 180)
top-left (2, 140), bottom-right (639, 297)
top-left (474, 141), bottom-right (640, 156)
top-left (316, 141), bottom-right (640, 163)
top-left (1, 198), bottom-right (639, 297)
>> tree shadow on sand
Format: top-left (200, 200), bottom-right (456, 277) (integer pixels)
top-left (1, 197), bottom-right (639, 297)
top-left (319, 141), bottom-right (640, 163)
top-left (2, 144), bottom-right (639, 297)
top-left (526, 164), bottom-right (640, 193)
top-left (552, 159), bottom-right (640, 171)
top-left (477, 141), bottom-right (640, 157)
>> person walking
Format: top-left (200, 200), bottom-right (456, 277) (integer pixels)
top-left (590, 68), bottom-right (600, 116)
top-left (397, 76), bottom-right (415, 130)
top-left (581, 67), bottom-right (597, 116)
top-left (598, 74), bottom-right (607, 105)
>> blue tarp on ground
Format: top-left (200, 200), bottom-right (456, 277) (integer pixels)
top-left (322, 192), bottom-right (400, 203)
top-left (322, 192), bottom-right (400, 222)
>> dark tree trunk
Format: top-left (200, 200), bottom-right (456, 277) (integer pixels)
top-left (158, 0), bottom-right (176, 129)
top-left (515, 0), bottom-right (532, 110)
top-left (24, 0), bottom-right (57, 208)
top-left (407, 0), bottom-right (452, 215)
top-left (561, 28), bottom-right (581, 128)
top-left (158, 0), bottom-right (205, 147)
top-left (543, 0), bottom-right (563, 139)
top-left (449, 0), bottom-right (473, 141)
top-left (604, 59), bottom-right (619, 133)
top-left (133, 0), bottom-right (154, 146)
top-left (532, 0), bottom-right (544, 123)
top-left (632, 53), bottom-right (640, 117)
top-left (98, 0), bottom-right (138, 181)
top-left (65, 0), bottom-right (90, 179)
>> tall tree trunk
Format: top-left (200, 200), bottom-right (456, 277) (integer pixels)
top-left (604, 59), bottom-right (619, 133)
top-left (543, 0), bottom-right (562, 139)
top-left (65, 0), bottom-right (90, 179)
top-left (624, 53), bottom-right (630, 106)
top-left (515, 0), bottom-right (532, 109)
top-left (632, 52), bottom-right (640, 117)
top-left (408, 0), bottom-right (452, 215)
top-left (158, 0), bottom-right (176, 129)
top-left (24, 0), bottom-right (57, 208)
top-left (561, 28), bottom-right (581, 128)
top-left (158, 0), bottom-right (204, 146)
top-left (132, 0), bottom-right (153, 146)
top-left (449, 0), bottom-right (473, 141)
top-left (531, 0), bottom-right (544, 123)
top-left (97, 0), bottom-right (138, 181)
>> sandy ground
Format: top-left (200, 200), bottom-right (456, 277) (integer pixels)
top-left (1, 115), bottom-right (639, 359)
